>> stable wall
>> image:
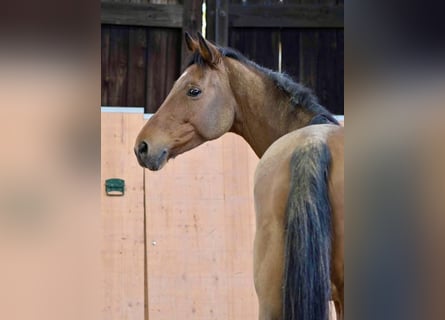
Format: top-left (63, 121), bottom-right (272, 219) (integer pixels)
top-left (101, 109), bottom-right (259, 320)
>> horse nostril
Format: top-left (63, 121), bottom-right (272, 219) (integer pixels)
top-left (137, 141), bottom-right (149, 156)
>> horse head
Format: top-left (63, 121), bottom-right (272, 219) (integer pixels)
top-left (134, 33), bottom-right (236, 170)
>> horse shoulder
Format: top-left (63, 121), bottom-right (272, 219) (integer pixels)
top-left (253, 124), bottom-right (343, 225)
top-left (254, 125), bottom-right (342, 185)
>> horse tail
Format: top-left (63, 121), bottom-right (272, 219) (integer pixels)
top-left (283, 139), bottom-right (332, 320)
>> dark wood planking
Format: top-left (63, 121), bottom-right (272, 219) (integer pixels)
top-left (146, 29), bottom-right (167, 113)
top-left (287, 0), bottom-right (336, 4)
top-left (299, 30), bottom-right (318, 96)
top-left (216, 0), bottom-right (229, 46)
top-left (313, 29), bottom-right (343, 114)
top-left (101, 2), bottom-right (183, 28)
top-left (206, 0), bottom-right (216, 42)
top-left (164, 31), bottom-right (182, 89)
top-left (181, 0), bottom-right (202, 41)
top-left (317, 0), bottom-right (337, 4)
top-left (335, 29), bottom-right (344, 114)
top-left (206, 0), bottom-right (229, 46)
top-left (108, 26), bottom-right (129, 106)
top-left (316, 30), bottom-right (338, 113)
top-left (146, 29), bottom-right (181, 113)
top-left (229, 28), bottom-right (279, 71)
top-left (298, 29), bottom-right (343, 114)
top-left (230, 0), bottom-right (282, 4)
top-left (226, 0), bottom-right (343, 113)
top-left (101, 27), bottom-right (111, 106)
top-left (181, 0), bottom-right (203, 69)
top-left (281, 29), bottom-right (301, 82)
top-left (229, 4), bottom-right (344, 28)
top-left (127, 28), bottom-right (148, 106)
top-left (100, 0), bottom-right (343, 113)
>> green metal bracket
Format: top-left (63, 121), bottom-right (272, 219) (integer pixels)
top-left (105, 178), bottom-right (125, 196)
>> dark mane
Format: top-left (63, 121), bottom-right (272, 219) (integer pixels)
top-left (187, 46), bottom-right (339, 124)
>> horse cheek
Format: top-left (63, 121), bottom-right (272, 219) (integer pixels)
top-left (194, 103), bottom-right (233, 140)
top-left (209, 104), bottom-right (234, 139)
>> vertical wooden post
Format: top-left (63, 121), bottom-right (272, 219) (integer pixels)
top-left (181, 0), bottom-right (203, 70)
top-left (216, 0), bottom-right (229, 46)
top-left (206, 0), bottom-right (216, 42)
top-left (146, 0), bottom-right (182, 114)
top-left (206, 0), bottom-right (228, 46)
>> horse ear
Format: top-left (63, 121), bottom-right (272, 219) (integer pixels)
top-left (184, 32), bottom-right (198, 52)
top-left (197, 32), bottom-right (220, 65)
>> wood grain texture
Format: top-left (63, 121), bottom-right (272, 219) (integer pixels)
top-left (229, 28), bottom-right (280, 71)
top-left (101, 112), bottom-right (146, 320)
top-left (281, 28), bottom-right (301, 81)
top-left (229, 4), bottom-right (344, 28)
top-left (315, 30), bottom-right (339, 113)
top-left (108, 27), bottom-right (129, 106)
top-left (299, 29), bottom-right (318, 92)
top-left (181, 0), bottom-right (203, 69)
top-left (281, 29), bottom-right (344, 115)
top-left (335, 29), bottom-right (344, 115)
top-left (215, 0), bottom-right (229, 46)
top-left (100, 111), bottom-right (344, 319)
top-left (146, 28), bottom-right (181, 113)
top-left (102, 27), bottom-right (111, 106)
top-left (145, 133), bottom-right (259, 320)
top-left (128, 28), bottom-right (148, 107)
top-left (206, 0), bottom-right (216, 41)
top-left (101, 2), bottom-right (183, 28)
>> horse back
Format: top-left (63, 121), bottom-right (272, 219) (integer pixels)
top-left (254, 124), bottom-right (343, 190)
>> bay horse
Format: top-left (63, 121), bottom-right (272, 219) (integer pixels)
top-left (134, 33), bottom-right (344, 320)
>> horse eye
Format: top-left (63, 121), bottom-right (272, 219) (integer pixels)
top-left (187, 87), bottom-right (202, 97)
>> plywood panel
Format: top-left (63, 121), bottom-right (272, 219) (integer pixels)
top-left (101, 111), bottom-right (146, 320)
top-left (145, 133), bottom-right (259, 320)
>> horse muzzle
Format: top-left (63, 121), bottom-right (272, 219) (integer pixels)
top-left (134, 140), bottom-right (169, 171)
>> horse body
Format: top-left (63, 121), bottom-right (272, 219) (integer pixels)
top-left (254, 125), bottom-right (343, 320)
top-left (134, 32), bottom-right (344, 320)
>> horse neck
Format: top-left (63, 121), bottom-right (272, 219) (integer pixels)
top-left (225, 59), bottom-right (315, 157)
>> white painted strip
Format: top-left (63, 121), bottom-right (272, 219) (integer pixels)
top-left (334, 115), bottom-right (344, 122)
top-left (101, 106), bottom-right (343, 122)
top-left (101, 106), bottom-right (145, 113)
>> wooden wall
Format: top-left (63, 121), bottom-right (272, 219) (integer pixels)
top-left (101, 0), bottom-right (344, 115)
top-left (226, 0), bottom-right (344, 115)
top-left (101, 111), bottom-right (146, 319)
top-left (101, 110), bottom-right (259, 319)
top-left (101, 110), bottom-right (343, 319)
top-left (145, 133), bottom-right (259, 320)
top-left (229, 28), bottom-right (344, 115)
top-left (101, 25), bottom-right (181, 113)
top-left (101, 0), bottom-right (202, 112)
